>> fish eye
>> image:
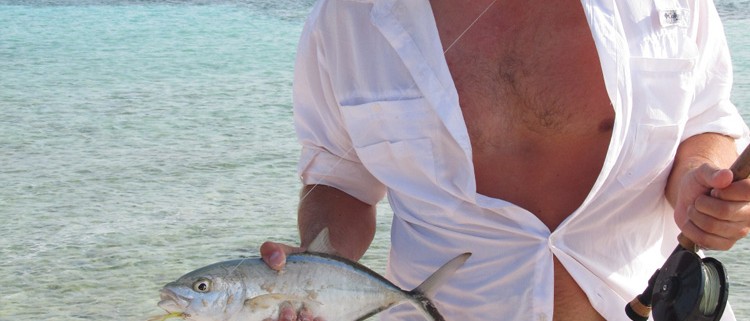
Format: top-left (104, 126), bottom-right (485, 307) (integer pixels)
top-left (192, 279), bottom-right (211, 293)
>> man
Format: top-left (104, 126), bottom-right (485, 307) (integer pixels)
top-left (261, 0), bottom-right (750, 320)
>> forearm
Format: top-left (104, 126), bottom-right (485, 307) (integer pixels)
top-left (297, 184), bottom-right (377, 261)
top-left (665, 133), bottom-right (737, 206)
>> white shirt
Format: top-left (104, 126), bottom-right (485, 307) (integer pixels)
top-left (292, 0), bottom-right (749, 320)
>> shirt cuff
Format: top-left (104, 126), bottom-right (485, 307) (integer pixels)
top-left (298, 146), bottom-right (386, 205)
top-left (683, 100), bottom-right (750, 143)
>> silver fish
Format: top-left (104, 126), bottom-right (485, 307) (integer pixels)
top-left (153, 229), bottom-right (470, 321)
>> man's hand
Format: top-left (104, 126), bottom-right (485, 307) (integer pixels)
top-left (673, 163), bottom-right (750, 250)
top-left (258, 244), bottom-right (325, 321)
top-left (261, 302), bottom-right (325, 321)
top-left (259, 241), bottom-right (305, 271)
top-left (256, 184), bottom-right (376, 320)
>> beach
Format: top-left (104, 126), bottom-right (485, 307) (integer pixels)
top-left (0, 1), bottom-right (749, 320)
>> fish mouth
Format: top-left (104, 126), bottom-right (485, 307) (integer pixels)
top-left (158, 288), bottom-right (189, 313)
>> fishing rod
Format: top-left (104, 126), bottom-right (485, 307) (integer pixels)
top-left (625, 143), bottom-right (750, 321)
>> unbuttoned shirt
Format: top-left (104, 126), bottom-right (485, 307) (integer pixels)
top-left (292, 0), bottom-right (749, 320)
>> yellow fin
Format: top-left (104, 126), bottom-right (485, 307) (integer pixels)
top-left (244, 293), bottom-right (321, 311)
top-left (146, 312), bottom-right (186, 321)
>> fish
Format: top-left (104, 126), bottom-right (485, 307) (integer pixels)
top-left (152, 229), bottom-right (471, 321)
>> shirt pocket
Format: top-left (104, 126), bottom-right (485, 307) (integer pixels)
top-left (354, 138), bottom-right (440, 195)
top-left (617, 54), bottom-right (695, 188)
top-left (339, 97), bottom-right (442, 191)
top-left (628, 56), bottom-right (695, 120)
top-left (628, 24), bottom-right (698, 116)
top-left (616, 123), bottom-right (680, 188)
top-left (630, 56), bottom-right (695, 72)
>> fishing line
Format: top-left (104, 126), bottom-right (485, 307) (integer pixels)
top-left (227, 257), bottom-right (248, 277)
top-left (442, 0), bottom-right (497, 54)
top-left (699, 261), bottom-right (721, 315)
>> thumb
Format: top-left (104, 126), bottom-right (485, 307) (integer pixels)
top-left (696, 164), bottom-right (734, 191)
top-left (260, 241), bottom-right (305, 271)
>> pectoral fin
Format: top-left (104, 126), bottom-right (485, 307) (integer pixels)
top-left (245, 294), bottom-right (289, 310)
top-left (244, 293), bottom-right (321, 312)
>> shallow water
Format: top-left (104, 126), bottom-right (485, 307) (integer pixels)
top-left (0, 1), bottom-right (749, 320)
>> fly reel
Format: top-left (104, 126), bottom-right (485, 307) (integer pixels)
top-left (625, 144), bottom-right (750, 321)
top-left (625, 245), bottom-right (729, 321)
top-left (650, 250), bottom-right (728, 321)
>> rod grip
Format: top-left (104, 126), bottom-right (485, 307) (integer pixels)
top-left (731, 144), bottom-right (750, 181)
top-left (677, 233), bottom-right (698, 253)
top-left (625, 295), bottom-right (651, 321)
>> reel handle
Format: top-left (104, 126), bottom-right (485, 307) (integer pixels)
top-left (626, 143), bottom-right (750, 321)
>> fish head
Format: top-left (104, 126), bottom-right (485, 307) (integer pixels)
top-left (158, 261), bottom-right (248, 321)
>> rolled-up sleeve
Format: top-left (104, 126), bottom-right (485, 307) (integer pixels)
top-left (298, 146), bottom-right (386, 205)
top-left (683, 0), bottom-right (749, 141)
top-left (292, 12), bottom-right (386, 206)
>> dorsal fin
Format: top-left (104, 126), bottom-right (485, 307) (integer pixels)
top-left (412, 252), bottom-right (471, 298)
top-left (407, 253), bottom-right (472, 321)
top-left (307, 228), bottom-right (338, 255)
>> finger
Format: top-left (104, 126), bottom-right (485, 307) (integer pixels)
top-left (260, 242), bottom-right (287, 271)
top-left (299, 304), bottom-right (326, 321)
top-left (694, 194), bottom-right (750, 222)
top-left (679, 217), bottom-right (735, 251)
top-left (260, 242), bottom-right (304, 271)
top-left (298, 306), bottom-right (314, 321)
top-left (278, 302), bottom-right (298, 321)
top-left (689, 202), bottom-right (750, 240)
top-left (697, 166), bottom-right (734, 191)
top-left (711, 178), bottom-right (750, 201)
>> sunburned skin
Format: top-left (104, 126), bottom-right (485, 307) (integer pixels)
top-left (431, 0), bottom-right (612, 320)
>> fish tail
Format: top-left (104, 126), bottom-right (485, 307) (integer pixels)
top-left (407, 253), bottom-right (471, 321)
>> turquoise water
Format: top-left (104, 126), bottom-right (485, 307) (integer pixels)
top-left (0, 1), bottom-right (748, 320)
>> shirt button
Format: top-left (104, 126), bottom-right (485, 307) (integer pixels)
top-left (547, 234), bottom-right (556, 249)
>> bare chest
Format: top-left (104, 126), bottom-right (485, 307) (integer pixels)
top-left (431, 3), bottom-right (611, 319)
top-left (438, 2), bottom-right (614, 145)
top-left (433, 1), bottom-right (615, 222)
